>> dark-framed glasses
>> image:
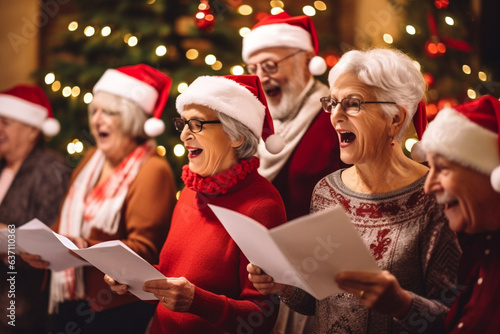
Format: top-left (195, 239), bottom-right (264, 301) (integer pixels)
top-left (320, 96), bottom-right (397, 115)
top-left (173, 117), bottom-right (221, 133)
top-left (245, 50), bottom-right (305, 75)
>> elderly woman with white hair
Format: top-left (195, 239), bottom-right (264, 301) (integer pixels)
top-left (20, 64), bottom-right (177, 334)
top-left (247, 48), bottom-right (461, 333)
top-left (106, 75), bottom-right (287, 334)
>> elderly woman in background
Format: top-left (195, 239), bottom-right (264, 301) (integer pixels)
top-left (0, 84), bottom-right (69, 334)
top-left (21, 65), bottom-right (177, 334)
top-left (248, 48), bottom-right (461, 334)
top-left (106, 75), bottom-right (287, 334)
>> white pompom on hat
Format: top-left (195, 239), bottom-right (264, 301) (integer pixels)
top-left (93, 64), bottom-right (172, 137)
top-left (242, 12), bottom-right (327, 76)
top-left (419, 95), bottom-right (500, 192)
top-left (176, 75), bottom-right (284, 154)
top-left (0, 84), bottom-right (60, 136)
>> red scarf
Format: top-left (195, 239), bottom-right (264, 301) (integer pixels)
top-left (181, 157), bottom-right (259, 195)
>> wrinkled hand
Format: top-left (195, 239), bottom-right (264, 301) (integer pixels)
top-left (104, 274), bottom-right (130, 295)
top-left (246, 263), bottom-right (296, 298)
top-left (143, 277), bottom-right (194, 312)
top-left (19, 252), bottom-right (49, 269)
top-left (335, 270), bottom-right (413, 319)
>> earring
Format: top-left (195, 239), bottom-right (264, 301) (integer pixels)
top-left (391, 142), bottom-right (395, 146)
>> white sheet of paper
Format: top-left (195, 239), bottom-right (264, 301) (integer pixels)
top-left (72, 240), bottom-right (166, 300)
top-left (9, 219), bottom-right (89, 271)
top-left (209, 204), bottom-right (380, 300)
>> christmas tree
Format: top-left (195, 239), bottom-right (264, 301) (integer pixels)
top-left (389, 0), bottom-right (499, 118)
top-left (378, 0), bottom-right (500, 155)
top-left (36, 0), bottom-right (340, 185)
top-left (38, 0), bottom-right (249, 185)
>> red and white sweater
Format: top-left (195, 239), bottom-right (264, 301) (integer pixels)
top-left (151, 157), bottom-right (287, 334)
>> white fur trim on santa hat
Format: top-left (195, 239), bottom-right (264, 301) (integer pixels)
top-left (176, 76), bottom-right (266, 139)
top-left (93, 69), bottom-right (158, 114)
top-left (420, 106), bottom-right (500, 176)
top-left (242, 23), bottom-right (314, 62)
top-left (42, 118), bottom-right (60, 136)
top-left (0, 94), bottom-right (48, 130)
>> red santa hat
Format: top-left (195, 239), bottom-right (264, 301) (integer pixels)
top-left (0, 84), bottom-right (60, 136)
top-left (176, 75), bottom-right (284, 154)
top-left (410, 100), bottom-right (429, 161)
top-left (92, 64), bottom-right (172, 137)
top-left (242, 12), bottom-right (327, 76)
top-left (419, 95), bottom-right (500, 192)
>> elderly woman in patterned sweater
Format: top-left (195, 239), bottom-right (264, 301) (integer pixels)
top-left (106, 75), bottom-right (287, 334)
top-left (247, 48), bottom-right (461, 334)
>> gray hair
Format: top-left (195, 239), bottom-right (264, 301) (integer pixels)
top-left (88, 91), bottom-right (149, 143)
top-left (214, 110), bottom-right (259, 160)
top-left (328, 48), bottom-right (426, 141)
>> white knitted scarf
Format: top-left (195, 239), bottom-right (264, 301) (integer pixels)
top-left (49, 142), bottom-right (153, 313)
top-left (258, 80), bottom-right (330, 181)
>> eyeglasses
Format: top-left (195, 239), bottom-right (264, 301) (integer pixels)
top-left (245, 50), bottom-right (305, 75)
top-left (320, 96), bottom-right (397, 115)
top-left (173, 117), bottom-right (221, 133)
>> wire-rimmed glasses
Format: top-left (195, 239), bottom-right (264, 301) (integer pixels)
top-left (245, 50), bottom-right (305, 75)
top-left (320, 96), bottom-right (397, 115)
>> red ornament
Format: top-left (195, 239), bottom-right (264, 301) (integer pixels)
top-left (195, 1), bottom-right (216, 32)
top-left (425, 40), bottom-right (446, 57)
top-left (324, 53), bottom-right (340, 68)
top-left (424, 73), bottom-right (434, 86)
top-left (425, 103), bottom-right (438, 120)
top-left (434, 0), bottom-right (449, 9)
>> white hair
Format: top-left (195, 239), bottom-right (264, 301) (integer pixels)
top-left (215, 111), bottom-right (259, 160)
top-left (328, 48), bottom-right (426, 141)
top-left (89, 91), bottom-right (148, 143)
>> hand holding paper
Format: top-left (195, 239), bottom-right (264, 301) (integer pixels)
top-left (73, 241), bottom-right (166, 300)
top-left (209, 204), bottom-right (380, 300)
top-left (3, 219), bottom-right (165, 300)
top-left (0, 219), bottom-right (89, 271)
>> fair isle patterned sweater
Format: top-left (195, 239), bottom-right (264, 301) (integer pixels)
top-left (284, 169), bottom-right (461, 334)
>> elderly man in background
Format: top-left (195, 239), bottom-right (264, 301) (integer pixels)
top-left (242, 12), bottom-right (346, 333)
top-left (421, 95), bottom-right (500, 333)
top-left (242, 12), bottom-right (345, 222)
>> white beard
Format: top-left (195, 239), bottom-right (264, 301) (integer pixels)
top-left (266, 75), bottom-right (308, 121)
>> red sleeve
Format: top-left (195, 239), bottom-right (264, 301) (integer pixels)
top-left (188, 196), bottom-right (286, 332)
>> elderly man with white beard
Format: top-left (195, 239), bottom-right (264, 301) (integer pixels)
top-left (242, 12), bottom-right (346, 334)
top-left (419, 95), bottom-right (500, 334)
top-left (242, 12), bottom-right (346, 222)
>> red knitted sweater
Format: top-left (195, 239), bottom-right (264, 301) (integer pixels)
top-left (151, 158), bottom-right (287, 333)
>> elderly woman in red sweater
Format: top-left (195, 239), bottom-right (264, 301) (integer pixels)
top-left (106, 75), bottom-right (287, 333)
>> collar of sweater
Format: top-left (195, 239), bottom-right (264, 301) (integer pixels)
top-left (181, 157), bottom-right (259, 196)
